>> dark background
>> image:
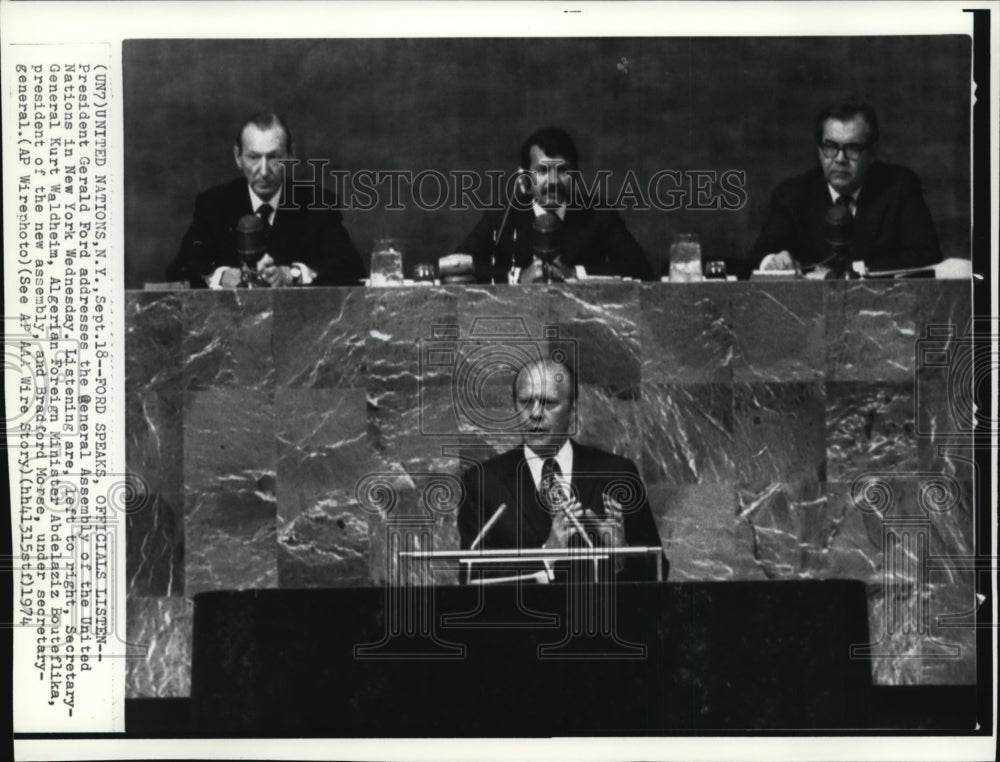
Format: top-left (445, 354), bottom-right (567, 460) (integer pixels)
top-left (123, 36), bottom-right (970, 288)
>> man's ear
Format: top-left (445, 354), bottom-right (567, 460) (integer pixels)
top-left (233, 145), bottom-right (242, 169)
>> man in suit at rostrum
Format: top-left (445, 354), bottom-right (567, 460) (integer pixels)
top-left (457, 357), bottom-right (665, 582)
top-left (749, 101), bottom-right (942, 277)
top-left (454, 126), bottom-right (655, 283)
top-left (166, 112), bottom-right (366, 288)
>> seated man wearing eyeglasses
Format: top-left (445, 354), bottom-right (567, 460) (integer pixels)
top-left (748, 101), bottom-right (942, 276)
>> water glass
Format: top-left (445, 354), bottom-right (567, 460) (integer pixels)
top-left (668, 233), bottom-right (703, 283)
top-left (370, 238), bottom-right (404, 286)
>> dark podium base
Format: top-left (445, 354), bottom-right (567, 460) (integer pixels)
top-left (191, 581), bottom-right (872, 734)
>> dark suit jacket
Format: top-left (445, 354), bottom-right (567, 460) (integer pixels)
top-left (457, 441), bottom-right (666, 581)
top-left (166, 178), bottom-right (366, 287)
top-left (748, 162), bottom-right (942, 272)
top-left (456, 206), bottom-right (655, 282)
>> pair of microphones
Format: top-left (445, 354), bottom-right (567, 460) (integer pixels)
top-left (491, 174), bottom-right (565, 283)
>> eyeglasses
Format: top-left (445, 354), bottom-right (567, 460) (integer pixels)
top-left (819, 140), bottom-right (868, 160)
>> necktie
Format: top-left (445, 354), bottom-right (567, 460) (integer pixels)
top-left (835, 194), bottom-right (854, 212)
top-left (539, 457), bottom-right (564, 509)
top-left (256, 203), bottom-right (273, 227)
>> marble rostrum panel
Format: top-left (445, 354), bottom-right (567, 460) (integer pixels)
top-left (125, 282), bottom-right (977, 695)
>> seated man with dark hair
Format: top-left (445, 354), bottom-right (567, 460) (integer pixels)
top-left (749, 101), bottom-right (942, 277)
top-left (454, 126), bottom-right (655, 283)
top-left (457, 357), bottom-right (665, 581)
top-left (166, 112), bottom-right (366, 288)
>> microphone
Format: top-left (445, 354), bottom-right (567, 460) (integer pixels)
top-left (531, 212), bottom-right (561, 263)
top-left (466, 502), bottom-right (507, 584)
top-left (824, 204), bottom-right (856, 278)
top-left (234, 214), bottom-right (267, 268)
top-left (492, 172), bottom-right (533, 283)
top-left (234, 214), bottom-right (267, 287)
top-left (469, 503), bottom-right (506, 551)
top-left (525, 212), bottom-right (566, 284)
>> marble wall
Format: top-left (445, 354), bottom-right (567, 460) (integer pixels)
top-left (125, 281), bottom-right (977, 696)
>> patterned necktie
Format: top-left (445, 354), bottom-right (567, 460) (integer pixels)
top-left (539, 457), bottom-right (563, 509)
top-left (835, 194), bottom-right (854, 212)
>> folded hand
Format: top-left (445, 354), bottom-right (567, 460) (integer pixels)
top-left (758, 250), bottom-right (799, 273)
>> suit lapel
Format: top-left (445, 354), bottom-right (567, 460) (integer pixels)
top-left (269, 185), bottom-right (302, 259)
top-left (510, 212), bottom-right (534, 267)
top-left (218, 181), bottom-right (254, 260)
top-left (227, 181), bottom-right (253, 229)
top-left (517, 452), bottom-right (554, 548)
top-left (571, 441), bottom-right (605, 517)
top-left (807, 171), bottom-right (832, 258)
top-left (485, 449), bottom-right (545, 549)
top-left (556, 209), bottom-right (589, 267)
top-left (853, 163), bottom-right (886, 261)
top-left (490, 447), bottom-right (554, 548)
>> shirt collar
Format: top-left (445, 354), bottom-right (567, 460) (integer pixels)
top-left (523, 439), bottom-right (574, 488)
top-left (532, 201), bottom-right (567, 221)
top-left (826, 184), bottom-right (861, 206)
top-left (248, 186), bottom-right (282, 213)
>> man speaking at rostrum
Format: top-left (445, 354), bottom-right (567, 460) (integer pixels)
top-left (457, 357), bottom-right (665, 581)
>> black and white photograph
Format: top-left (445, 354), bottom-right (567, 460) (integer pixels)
top-left (4, 2), bottom-right (997, 760)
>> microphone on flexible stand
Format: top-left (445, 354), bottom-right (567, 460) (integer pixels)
top-left (824, 204), bottom-right (858, 279)
top-left (466, 503), bottom-right (507, 584)
top-left (492, 173), bottom-right (532, 284)
top-left (234, 214), bottom-right (267, 287)
top-left (469, 503), bottom-right (507, 551)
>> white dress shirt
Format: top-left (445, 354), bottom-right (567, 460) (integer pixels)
top-left (826, 184), bottom-right (861, 216)
top-left (523, 439), bottom-right (574, 491)
top-left (531, 201), bottom-right (567, 221)
top-left (206, 186), bottom-right (316, 288)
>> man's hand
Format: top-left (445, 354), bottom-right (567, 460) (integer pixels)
top-left (758, 250), bottom-right (799, 272)
top-left (259, 264), bottom-right (298, 287)
top-left (542, 496), bottom-right (626, 550)
top-left (217, 267), bottom-right (244, 289)
top-left (518, 257), bottom-right (576, 284)
top-left (256, 253), bottom-right (300, 288)
top-left (599, 493), bottom-right (628, 549)
top-left (543, 496), bottom-right (584, 549)
top-left (804, 264), bottom-right (833, 280)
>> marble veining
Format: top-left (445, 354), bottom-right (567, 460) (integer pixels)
top-left (125, 282), bottom-right (977, 696)
top-left (126, 597), bottom-right (193, 698)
